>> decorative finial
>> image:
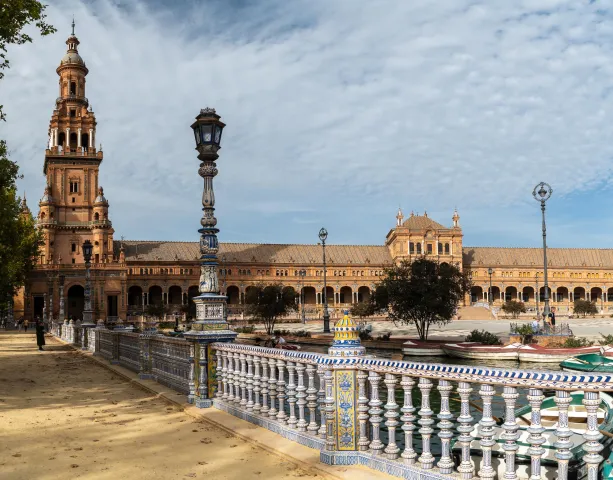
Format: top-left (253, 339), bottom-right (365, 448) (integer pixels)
top-left (396, 206), bottom-right (404, 227)
top-left (200, 107), bottom-right (216, 115)
top-left (71, 17), bottom-right (75, 36)
top-left (328, 310), bottom-right (365, 357)
top-left (99, 143), bottom-right (102, 151)
top-left (452, 207), bottom-right (460, 227)
top-left (424, 210), bottom-right (428, 218)
top-left (98, 186), bottom-right (104, 195)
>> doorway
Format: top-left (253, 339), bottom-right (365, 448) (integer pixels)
top-left (107, 295), bottom-right (118, 318)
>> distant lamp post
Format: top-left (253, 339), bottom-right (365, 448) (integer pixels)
top-left (82, 240), bottom-right (96, 326)
top-left (533, 182), bottom-right (553, 322)
top-left (298, 269), bottom-right (306, 324)
top-left (221, 254), bottom-right (227, 296)
top-left (487, 267), bottom-right (493, 307)
top-left (319, 227), bottom-right (330, 333)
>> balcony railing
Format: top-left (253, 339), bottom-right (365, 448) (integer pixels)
top-left (56, 94), bottom-right (89, 106)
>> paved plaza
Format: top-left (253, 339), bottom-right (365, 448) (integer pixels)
top-left (0, 332), bottom-right (330, 480)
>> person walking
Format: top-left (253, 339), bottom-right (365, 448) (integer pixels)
top-left (35, 318), bottom-right (45, 351)
top-left (24, 319), bottom-right (29, 333)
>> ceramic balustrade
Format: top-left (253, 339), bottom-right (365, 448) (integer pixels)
top-left (211, 342), bottom-right (611, 480)
top-left (117, 332), bottom-right (141, 372)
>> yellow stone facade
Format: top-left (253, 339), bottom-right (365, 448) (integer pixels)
top-left (17, 31), bottom-right (613, 322)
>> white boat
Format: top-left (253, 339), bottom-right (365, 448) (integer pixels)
top-left (442, 342), bottom-right (523, 360)
top-left (401, 339), bottom-right (445, 356)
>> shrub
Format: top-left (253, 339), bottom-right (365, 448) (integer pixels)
top-left (292, 330), bottom-right (312, 338)
top-left (157, 321), bottom-right (175, 329)
top-left (234, 325), bottom-right (255, 334)
top-left (600, 333), bottom-right (613, 346)
top-left (574, 300), bottom-right (598, 317)
top-left (510, 323), bottom-right (535, 336)
top-left (465, 329), bottom-right (502, 345)
top-left (376, 332), bottom-right (392, 341)
top-left (563, 337), bottom-right (594, 348)
top-left (501, 300), bottom-right (527, 319)
top-left (359, 330), bottom-right (373, 341)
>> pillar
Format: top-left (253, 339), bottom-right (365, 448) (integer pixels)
top-left (89, 129), bottom-right (93, 148)
top-left (77, 128), bottom-right (82, 148)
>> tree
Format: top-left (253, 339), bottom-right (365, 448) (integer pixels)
top-left (350, 301), bottom-right (375, 321)
top-left (374, 258), bottom-right (471, 341)
top-left (574, 300), bottom-right (598, 318)
top-left (245, 283), bottom-right (298, 335)
top-left (501, 300), bottom-right (526, 319)
top-left (146, 303), bottom-right (168, 319)
top-left (0, 1), bottom-right (56, 120)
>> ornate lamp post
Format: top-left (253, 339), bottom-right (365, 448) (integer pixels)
top-left (82, 240), bottom-right (95, 326)
top-left (298, 269), bottom-right (306, 324)
top-left (533, 182), bottom-right (553, 322)
top-left (183, 108), bottom-right (236, 408)
top-left (487, 267), bottom-right (493, 307)
top-left (59, 274), bottom-right (66, 325)
top-left (221, 254), bottom-right (227, 296)
top-left (319, 227), bottom-right (330, 333)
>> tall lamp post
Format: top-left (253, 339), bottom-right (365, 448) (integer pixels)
top-left (221, 254), bottom-right (227, 296)
top-left (183, 108), bottom-right (236, 409)
top-left (298, 269), bottom-right (306, 324)
top-left (319, 227), bottom-right (330, 333)
top-left (533, 182), bottom-right (553, 322)
top-left (487, 267), bottom-right (493, 307)
top-left (59, 274), bottom-right (66, 325)
top-left (82, 240), bottom-right (95, 326)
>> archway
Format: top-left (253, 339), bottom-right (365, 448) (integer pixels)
top-left (168, 285), bottom-right (182, 305)
top-left (323, 286), bottom-right (334, 304)
top-left (127, 285), bottom-right (143, 306)
top-left (608, 287), bottom-right (613, 303)
top-left (470, 286), bottom-right (483, 303)
top-left (148, 286), bottom-right (163, 306)
top-left (591, 287), bottom-right (603, 304)
top-left (186, 286), bottom-right (199, 319)
top-left (339, 286), bottom-right (352, 304)
top-left (522, 286), bottom-right (534, 302)
top-left (557, 286), bottom-right (569, 303)
top-left (539, 287), bottom-right (552, 302)
top-left (505, 286), bottom-right (517, 302)
top-left (303, 286), bottom-right (316, 304)
top-left (66, 285), bottom-right (84, 321)
top-left (226, 285), bottom-right (240, 304)
top-left (69, 132), bottom-right (78, 150)
top-left (357, 286), bottom-right (371, 303)
top-left (490, 286), bottom-right (501, 303)
top-left (574, 287), bottom-right (586, 301)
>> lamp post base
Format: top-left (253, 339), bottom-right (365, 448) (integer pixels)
top-left (323, 312), bottom-right (330, 333)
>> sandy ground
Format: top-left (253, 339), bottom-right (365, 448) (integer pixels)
top-left (0, 331), bottom-right (323, 480)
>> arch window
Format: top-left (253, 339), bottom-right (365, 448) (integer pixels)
top-left (438, 242), bottom-right (443, 254)
top-left (416, 243), bottom-right (422, 254)
top-left (444, 243), bottom-right (450, 254)
top-left (409, 242), bottom-right (415, 254)
top-left (71, 243), bottom-right (76, 253)
top-left (70, 81), bottom-right (76, 95)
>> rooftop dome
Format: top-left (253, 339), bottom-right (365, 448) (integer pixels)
top-left (401, 214), bottom-right (446, 230)
top-left (61, 51), bottom-right (84, 66)
top-left (40, 185), bottom-right (54, 205)
top-left (94, 187), bottom-right (107, 205)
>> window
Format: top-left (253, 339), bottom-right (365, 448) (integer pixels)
top-left (427, 243), bottom-right (433, 254)
top-left (71, 258), bottom-right (75, 264)
top-left (416, 243), bottom-right (422, 254)
top-left (445, 243), bottom-right (450, 254)
top-left (409, 242), bottom-right (414, 254)
top-left (70, 181), bottom-right (79, 193)
top-left (70, 109), bottom-right (76, 118)
top-left (70, 81), bottom-right (76, 95)
top-left (71, 243), bottom-right (76, 252)
top-left (438, 242), bottom-right (443, 254)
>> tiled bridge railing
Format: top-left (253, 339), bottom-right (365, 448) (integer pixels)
top-left (211, 342), bottom-right (611, 480)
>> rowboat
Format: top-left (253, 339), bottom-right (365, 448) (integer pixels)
top-left (401, 339), bottom-right (445, 356)
top-left (442, 342), bottom-right (523, 360)
top-left (452, 391), bottom-right (613, 479)
top-left (560, 353), bottom-right (613, 373)
top-left (518, 344), bottom-right (601, 363)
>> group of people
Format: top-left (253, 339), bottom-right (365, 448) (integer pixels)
top-left (531, 308), bottom-right (557, 333)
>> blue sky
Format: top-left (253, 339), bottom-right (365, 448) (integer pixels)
top-left (3, 0), bottom-right (613, 248)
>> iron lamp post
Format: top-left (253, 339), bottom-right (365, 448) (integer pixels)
top-left (298, 269), bottom-right (306, 324)
top-left (533, 182), bottom-right (553, 323)
top-left (487, 267), bottom-right (493, 307)
top-left (319, 227), bottom-right (330, 333)
top-left (82, 240), bottom-right (95, 326)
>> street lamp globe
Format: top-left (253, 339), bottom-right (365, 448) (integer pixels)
top-left (191, 108), bottom-right (225, 149)
top-left (319, 227), bottom-right (328, 243)
top-left (82, 240), bottom-right (93, 263)
top-left (488, 267), bottom-right (493, 276)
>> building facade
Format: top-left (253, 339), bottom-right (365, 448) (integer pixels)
top-left (16, 30), bottom-right (613, 322)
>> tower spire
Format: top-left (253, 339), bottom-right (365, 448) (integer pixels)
top-left (71, 16), bottom-right (75, 35)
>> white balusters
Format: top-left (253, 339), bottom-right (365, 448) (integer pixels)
top-left (400, 375), bottom-right (417, 464)
top-left (252, 356), bottom-right (262, 413)
top-left (260, 357), bottom-right (270, 415)
top-left (306, 364), bottom-right (319, 433)
top-left (216, 350), bottom-right (223, 398)
top-left (582, 391), bottom-right (604, 480)
top-left (246, 355), bottom-right (254, 411)
top-left (357, 370), bottom-right (370, 451)
top-left (527, 388), bottom-right (545, 479)
top-left (324, 368), bottom-right (335, 452)
top-left (501, 386), bottom-right (520, 480)
top-left (239, 353), bottom-right (247, 407)
top-left (317, 366), bottom-right (327, 438)
top-left (384, 373), bottom-right (400, 459)
top-left (368, 371), bottom-right (384, 455)
top-left (417, 378), bottom-right (435, 469)
top-left (221, 351), bottom-right (229, 400)
top-left (276, 359), bottom-right (287, 424)
top-left (295, 362), bottom-right (307, 431)
top-left (456, 381), bottom-right (474, 478)
top-left (477, 384), bottom-right (496, 480)
top-left (286, 361), bottom-right (297, 428)
top-left (226, 352), bottom-right (235, 402)
top-left (436, 379), bottom-right (454, 474)
top-left (554, 390), bottom-right (573, 480)
top-left (268, 359), bottom-right (278, 417)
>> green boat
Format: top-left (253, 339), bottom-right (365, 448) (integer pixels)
top-left (452, 391), bottom-right (613, 479)
top-left (560, 353), bottom-right (613, 373)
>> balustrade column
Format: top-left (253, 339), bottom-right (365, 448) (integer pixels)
top-left (317, 366), bottom-right (327, 438)
top-left (582, 391), bottom-right (604, 479)
top-left (252, 356), bottom-right (262, 413)
top-left (368, 371), bottom-right (384, 455)
top-left (324, 368), bottom-right (335, 452)
top-left (239, 353), bottom-right (248, 407)
top-left (383, 374), bottom-right (400, 459)
top-left (478, 384), bottom-right (497, 479)
top-left (260, 358), bottom-right (270, 415)
top-left (400, 375), bottom-right (417, 464)
top-left (216, 350), bottom-right (223, 398)
top-left (357, 370), bottom-right (370, 451)
top-left (246, 355), bottom-right (254, 411)
top-left (527, 388), bottom-right (545, 479)
top-left (501, 386), bottom-right (520, 480)
top-left (276, 359), bottom-right (287, 424)
top-left (437, 379), bottom-right (454, 474)
top-left (417, 378), bottom-right (435, 469)
top-left (306, 364), bottom-right (319, 433)
top-left (268, 359), bottom-right (278, 417)
top-left (226, 352), bottom-right (235, 402)
top-left (286, 361), bottom-right (297, 428)
top-left (456, 382), bottom-right (474, 478)
top-left (554, 390), bottom-right (573, 480)
top-left (234, 352), bottom-right (242, 404)
top-left (221, 351), bottom-right (229, 400)
top-left (295, 362), bottom-right (308, 431)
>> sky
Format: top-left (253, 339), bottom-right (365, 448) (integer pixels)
top-left (3, 0), bottom-right (613, 248)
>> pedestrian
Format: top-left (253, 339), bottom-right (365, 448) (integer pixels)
top-left (551, 309), bottom-right (556, 326)
top-left (35, 318), bottom-right (45, 351)
top-left (24, 319), bottom-right (29, 333)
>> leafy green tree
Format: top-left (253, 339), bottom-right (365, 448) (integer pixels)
top-left (573, 300), bottom-right (598, 318)
top-left (501, 300), bottom-right (526, 319)
top-left (245, 284), bottom-right (297, 335)
top-left (146, 303), bottom-right (168, 319)
top-left (374, 258), bottom-right (471, 341)
top-left (350, 301), bottom-right (375, 321)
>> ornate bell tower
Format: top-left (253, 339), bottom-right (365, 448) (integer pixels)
top-left (39, 20), bottom-right (114, 266)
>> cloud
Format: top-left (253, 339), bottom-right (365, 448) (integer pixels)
top-left (3, 0), bottom-right (613, 247)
